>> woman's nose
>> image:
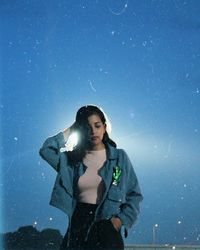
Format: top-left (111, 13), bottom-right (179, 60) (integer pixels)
top-left (90, 126), bottom-right (95, 134)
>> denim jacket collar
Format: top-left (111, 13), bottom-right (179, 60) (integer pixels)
top-left (106, 143), bottom-right (118, 160)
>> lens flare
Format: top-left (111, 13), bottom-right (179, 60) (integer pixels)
top-left (65, 132), bottom-right (79, 151)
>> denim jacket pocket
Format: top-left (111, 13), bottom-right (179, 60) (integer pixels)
top-left (107, 187), bottom-right (124, 203)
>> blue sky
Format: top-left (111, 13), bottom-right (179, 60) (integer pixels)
top-left (1, 0), bottom-right (200, 245)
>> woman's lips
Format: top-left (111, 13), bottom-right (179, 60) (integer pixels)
top-left (91, 136), bottom-right (98, 140)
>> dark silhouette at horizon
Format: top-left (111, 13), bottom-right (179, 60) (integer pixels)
top-left (1, 225), bottom-right (63, 250)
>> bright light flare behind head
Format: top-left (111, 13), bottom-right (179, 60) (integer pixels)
top-left (65, 132), bottom-right (79, 151)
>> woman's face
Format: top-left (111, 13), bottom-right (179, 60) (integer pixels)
top-left (87, 114), bottom-right (106, 150)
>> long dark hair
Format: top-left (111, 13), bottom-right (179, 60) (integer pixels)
top-left (68, 105), bottom-right (116, 165)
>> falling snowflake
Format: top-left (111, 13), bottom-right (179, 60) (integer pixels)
top-left (142, 41), bottom-right (147, 47)
top-left (185, 73), bottom-right (189, 78)
top-left (107, 0), bottom-right (129, 16)
top-left (89, 80), bottom-right (96, 92)
top-left (41, 172), bottom-right (46, 179)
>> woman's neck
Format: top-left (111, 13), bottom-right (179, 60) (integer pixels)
top-left (90, 143), bottom-right (105, 151)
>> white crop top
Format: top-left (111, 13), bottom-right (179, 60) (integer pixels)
top-left (77, 148), bottom-right (106, 204)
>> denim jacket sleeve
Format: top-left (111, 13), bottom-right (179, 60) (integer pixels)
top-left (116, 149), bottom-right (143, 229)
top-left (39, 132), bottom-right (66, 172)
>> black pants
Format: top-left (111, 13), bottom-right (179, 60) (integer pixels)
top-left (60, 202), bottom-right (124, 250)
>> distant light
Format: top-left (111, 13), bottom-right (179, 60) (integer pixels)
top-left (154, 224), bottom-right (158, 227)
top-left (178, 220), bottom-right (181, 224)
top-left (14, 137), bottom-right (18, 141)
top-left (183, 184), bottom-right (187, 188)
top-left (49, 217), bottom-right (53, 221)
top-left (34, 221), bottom-right (37, 225)
top-left (172, 246), bottom-right (176, 250)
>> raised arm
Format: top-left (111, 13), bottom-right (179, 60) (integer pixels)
top-left (39, 123), bottom-right (76, 171)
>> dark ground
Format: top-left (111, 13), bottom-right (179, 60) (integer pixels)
top-left (1, 225), bottom-right (63, 250)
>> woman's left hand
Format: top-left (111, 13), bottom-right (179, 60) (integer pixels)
top-left (110, 217), bottom-right (122, 231)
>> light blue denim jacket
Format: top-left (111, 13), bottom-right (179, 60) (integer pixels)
top-left (39, 132), bottom-right (143, 237)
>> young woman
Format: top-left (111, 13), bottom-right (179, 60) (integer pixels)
top-left (39, 105), bottom-right (143, 250)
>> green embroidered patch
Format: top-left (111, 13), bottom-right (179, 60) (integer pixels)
top-left (112, 166), bottom-right (122, 186)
